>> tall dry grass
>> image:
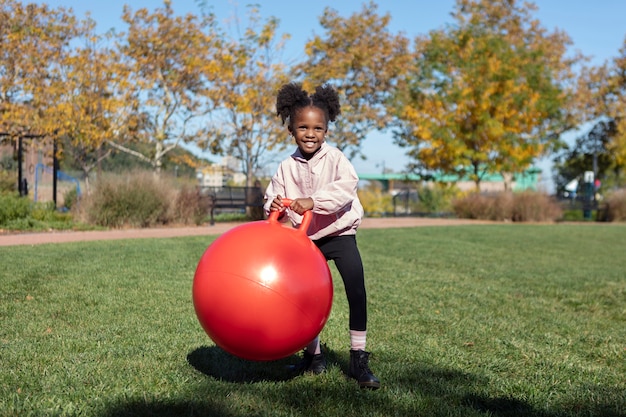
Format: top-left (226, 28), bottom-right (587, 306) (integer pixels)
top-left (75, 171), bottom-right (210, 227)
top-left (452, 191), bottom-right (562, 222)
top-left (601, 188), bottom-right (626, 221)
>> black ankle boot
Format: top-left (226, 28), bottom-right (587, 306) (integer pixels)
top-left (290, 350), bottom-right (326, 374)
top-left (348, 349), bottom-right (380, 389)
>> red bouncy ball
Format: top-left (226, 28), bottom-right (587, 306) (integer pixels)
top-left (192, 201), bottom-right (333, 361)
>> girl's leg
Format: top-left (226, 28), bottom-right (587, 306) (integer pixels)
top-left (315, 235), bottom-right (380, 389)
top-left (305, 335), bottom-right (321, 354)
top-left (315, 235), bottom-right (367, 331)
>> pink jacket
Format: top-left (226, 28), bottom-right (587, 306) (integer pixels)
top-left (264, 143), bottom-right (364, 240)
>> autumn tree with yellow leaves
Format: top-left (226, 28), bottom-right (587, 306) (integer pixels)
top-left (607, 38), bottom-right (626, 178)
top-left (558, 36), bottom-right (626, 190)
top-left (113, 0), bottom-right (225, 174)
top-left (298, 1), bottom-right (410, 160)
top-left (199, 5), bottom-right (291, 187)
top-left (0, 0), bottom-right (83, 140)
top-left (53, 18), bottom-right (143, 192)
top-left (393, 0), bottom-right (580, 190)
top-left (4, 0), bottom-right (625, 196)
top-left (596, 38), bottom-right (626, 184)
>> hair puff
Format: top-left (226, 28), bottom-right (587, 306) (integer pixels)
top-left (275, 82), bottom-right (340, 125)
top-left (311, 84), bottom-right (341, 122)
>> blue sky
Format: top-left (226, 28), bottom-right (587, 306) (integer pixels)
top-left (34, 1), bottom-right (626, 189)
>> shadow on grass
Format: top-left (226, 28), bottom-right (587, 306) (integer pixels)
top-left (397, 364), bottom-right (625, 417)
top-left (463, 393), bottom-right (625, 417)
top-left (97, 357), bottom-right (625, 417)
top-left (96, 399), bottom-right (237, 417)
top-left (463, 394), bottom-right (542, 416)
top-left (185, 344), bottom-right (349, 384)
top-left (186, 345), bottom-right (299, 383)
top-left (394, 365), bottom-right (541, 417)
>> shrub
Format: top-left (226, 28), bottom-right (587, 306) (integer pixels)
top-left (81, 172), bottom-right (173, 228)
top-left (358, 184), bottom-right (393, 217)
top-left (452, 191), bottom-right (562, 222)
top-left (0, 170), bottom-right (16, 193)
top-left (452, 192), bottom-right (513, 221)
top-left (602, 189), bottom-right (626, 221)
top-left (511, 191), bottom-right (562, 222)
top-left (63, 187), bottom-right (79, 211)
top-left (30, 201), bottom-right (59, 222)
top-left (0, 192), bottom-right (31, 225)
top-left (0, 191), bottom-right (79, 231)
top-left (561, 209), bottom-right (587, 222)
top-left (417, 183), bottom-right (459, 214)
top-left (450, 192), bottom-right (482, 219)
top-left (170, 186), bottom-right (211, 225)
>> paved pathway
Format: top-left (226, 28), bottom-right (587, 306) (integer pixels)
top-left (0, 217), bottom-right (493, 247)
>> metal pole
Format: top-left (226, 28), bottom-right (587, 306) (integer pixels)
top-left (17, 136), bottom-right (24, 195)
top-left (592, 135), bottom-right (598, 205)
top-left (53, 138), bottom-right (58, 208)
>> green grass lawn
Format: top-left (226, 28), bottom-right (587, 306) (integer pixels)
top-left (1, 224), bottom-right (624, 417)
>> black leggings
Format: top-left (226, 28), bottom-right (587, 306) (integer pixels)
top-left (314, 235), bottom-right (367, 331)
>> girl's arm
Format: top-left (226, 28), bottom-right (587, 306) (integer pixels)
top-left (309, 153), bottom-right (359, 215)
top-left (263, 164), bottom-right (286, 217)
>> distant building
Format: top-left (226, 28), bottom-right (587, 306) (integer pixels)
top-left (196, 156), bottom-right (246, 187)
top-left (358, 168), bottom-right (541, 193)
top-left (196, 164), bottom-right (229, 187)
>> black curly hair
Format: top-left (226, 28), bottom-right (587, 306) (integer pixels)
top-left (276, 82), bottom-right (341, 127)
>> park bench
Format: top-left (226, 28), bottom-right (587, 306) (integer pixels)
top-left (200, 186), bottom-right (265, 225)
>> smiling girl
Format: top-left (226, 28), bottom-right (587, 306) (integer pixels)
top-left (264, 82), bottom-right (380, 389)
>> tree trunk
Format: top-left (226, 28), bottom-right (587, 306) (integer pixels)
top-left (502, 172), bottom-right (514, 192)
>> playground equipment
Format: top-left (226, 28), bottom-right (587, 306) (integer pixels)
top-left (34, 163), bottom-right (81, 204)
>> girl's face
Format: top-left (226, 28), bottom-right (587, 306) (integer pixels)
top-left (289, 106), bottom-right (327, 159)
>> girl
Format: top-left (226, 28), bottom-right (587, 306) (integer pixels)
top-left (264, 82), bottom-right (380, 389)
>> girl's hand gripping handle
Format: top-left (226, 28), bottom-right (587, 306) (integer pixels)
top-left (267, 198), bottom-right (312, 234)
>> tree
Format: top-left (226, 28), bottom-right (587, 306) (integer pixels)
top-left (392, 0), bottom-right (579, 190)
top-left (114, 0), bottom-right (224, 174)
top-left (297, 1), bottom-right (410, 160)
top-left (562, 36), bottom-right (626, 190)
top-left (603, 37), bottom-right (626, 182)
top-left (0, 0), bottom-right (82, 140)
top-left (54, 19), bottom-right (139, 192)
top-left (200, 5), bottom-right (291, 186)
top-left (552, 118), bottom-right (616, 195)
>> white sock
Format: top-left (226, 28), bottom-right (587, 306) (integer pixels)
top-left (305, 335), bottom-right (321, 354)
top-left (350, 330), bottom-right (367, 351)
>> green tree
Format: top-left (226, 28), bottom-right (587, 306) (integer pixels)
top-left (552, 118), bottom-right (616, 194)
top-left (297, 1), bottom-right (410, 160)
top-left (393, 0), bottom-right (579, 190)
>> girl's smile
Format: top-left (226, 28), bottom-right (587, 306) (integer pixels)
top-left (290, 106), bottom-right (327, 159)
